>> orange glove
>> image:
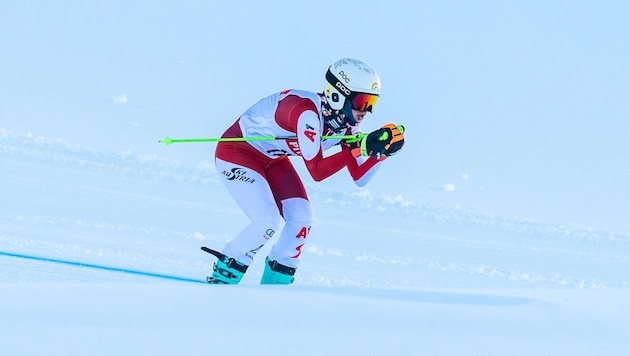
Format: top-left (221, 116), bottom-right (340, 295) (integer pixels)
top-left (345, 124), bottom-right (405, 159)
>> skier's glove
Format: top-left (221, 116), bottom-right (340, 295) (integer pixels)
top-left (345, 124), bottom-right (405, 159)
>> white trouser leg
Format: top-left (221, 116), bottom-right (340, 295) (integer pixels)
top-left (268, 197), bottom-right (314, 268)
top-left (215, 158), bottom-right (282, 265)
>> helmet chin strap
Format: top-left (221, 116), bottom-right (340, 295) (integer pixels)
top-left (321, 93), bottom-right (350, 133)
top-left (340, 100), bottom-right (357, 126)
top-left (320, 92), bottom-right (360, 133)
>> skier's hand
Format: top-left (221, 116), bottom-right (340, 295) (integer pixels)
top-left (345, 124), bottom-right (405, 159)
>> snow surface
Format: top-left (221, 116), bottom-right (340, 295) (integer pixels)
top-left (2, 1), bottom-right (630, 355)
top-left (2, 131), bottom-right (629, 355)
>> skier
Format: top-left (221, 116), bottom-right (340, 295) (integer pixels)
top-left (207, 58), bottom-right (405, 284)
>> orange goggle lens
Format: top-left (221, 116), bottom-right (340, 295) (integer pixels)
top-left (350, 93), bottom-right (379, 112)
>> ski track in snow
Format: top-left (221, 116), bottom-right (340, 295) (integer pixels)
top-left (1, 129), bottom-right (629, 289)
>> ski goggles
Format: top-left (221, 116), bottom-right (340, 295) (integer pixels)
top-left (349, 92), bottom-right (379, 112)
top-left (325, 68), bottom-right (379, 112)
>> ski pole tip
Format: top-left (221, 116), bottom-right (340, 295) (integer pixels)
top-left (159, 137), bottom-right (174, 145)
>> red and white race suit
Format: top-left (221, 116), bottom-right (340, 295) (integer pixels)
top-left (215, 89), bottom-right (382, 268)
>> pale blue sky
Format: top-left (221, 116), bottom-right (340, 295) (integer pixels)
top-left (1, 0), bottom-right (629, 231)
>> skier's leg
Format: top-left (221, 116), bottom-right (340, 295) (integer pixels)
top-left (261, 159), bottom-right (314, 284)
top-left (212, 158), bottom-right (282, 283)
top-left (269, 197), bottom-right (313, 268)
top-left (260, 197), bottom-right (312, 284)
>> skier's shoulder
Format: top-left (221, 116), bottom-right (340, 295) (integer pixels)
top-left (278, 89), bottom-right (321, 107)
top-left (275, 89), bottom-right (321, 122)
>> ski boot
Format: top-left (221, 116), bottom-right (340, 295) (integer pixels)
top-left (260, 257), bottom-right (296, 284)
top-left (202, 247), bottom-right (248, 284)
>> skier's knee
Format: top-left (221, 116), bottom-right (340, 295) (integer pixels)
top-left (251, 213), bottom-right (283, 238)
top-left (281, 198), bottom-right (314, 227)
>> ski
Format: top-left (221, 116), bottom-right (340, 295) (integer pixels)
top-left (200, 246), bottom-right (226, 260)
top-left (201, 247), bottom-right (231, 284)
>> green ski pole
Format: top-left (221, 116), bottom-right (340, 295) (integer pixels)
top-left (159, 134), bottom-right (363, 146)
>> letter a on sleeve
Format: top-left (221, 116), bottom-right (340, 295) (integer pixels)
top-left (296, 111), bottom-right (321, 161)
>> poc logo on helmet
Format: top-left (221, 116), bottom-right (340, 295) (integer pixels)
top-left (335, 81), bottom-right (351, 96)
top-left (338, 70), bottom-right (350, 83)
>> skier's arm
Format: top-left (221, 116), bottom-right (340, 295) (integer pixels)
top-left (293, 108), bottom-right (352, 182)
top-left (304, 143), bottom-right (383, 184)
top-left (342, 124), bottom-right (405, 186)
top-left (343, 145), bottom-right (382, 187)
top-left (304, 148), bottom-right (355, 182)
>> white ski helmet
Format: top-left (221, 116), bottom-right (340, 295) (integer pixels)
top-left (324, 58), bottom-right (381, 113)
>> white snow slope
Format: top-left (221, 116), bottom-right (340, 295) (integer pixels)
top-left (1, 131), bottom-right (629, 356)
